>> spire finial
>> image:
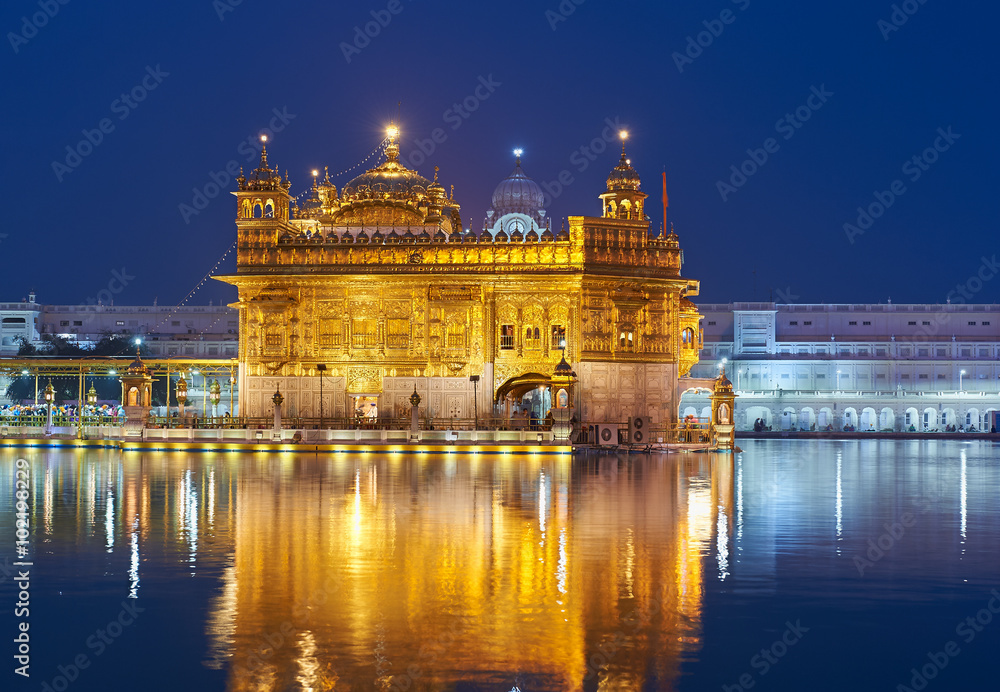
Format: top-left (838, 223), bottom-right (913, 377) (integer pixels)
top-left (433, 165), bottom-right (439, 183)
top-left (619, 130), bottom-right (628, 158)
top-left (513, 148), bottom-right (523, 167)
top-left (385, 124), bottom-right (400, 163)
top-left (323, 166), bottom-right (330, 184)
top-left (259, 134), bottom-right (269, 168)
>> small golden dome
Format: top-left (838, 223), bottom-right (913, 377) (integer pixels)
top-left (607, 151), bottom-right (641, 192)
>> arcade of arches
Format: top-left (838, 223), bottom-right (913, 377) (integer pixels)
top-left (740, 404), bottom-right (997, 432)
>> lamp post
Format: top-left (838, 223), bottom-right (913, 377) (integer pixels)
top-left (316, 363), bottom-right (327, 430)
top-left (209, 379), bottom-right (221, 419)
top-left (176, 373), bottom-right (187, 418)
top-left (409, 386), bottom-right (421, 440)
top-left (469, 374), bottom-right (480, 430)
top-left (272, 387), bottom-right (284, 434)
top-left (43, 380), bottom-right (55, 435)
top-left (229, 375), bottom-right (236, 420)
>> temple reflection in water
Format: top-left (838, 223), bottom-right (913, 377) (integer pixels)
top-left (0, 451), bottom-right (732, 690)
top-left (203, 454), bottom-right (732, 690)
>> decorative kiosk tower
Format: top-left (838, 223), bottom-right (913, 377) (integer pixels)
top-left (710, 367), bottom-right (737, 451)
top-left (120, 349), bottom-right (153, 437)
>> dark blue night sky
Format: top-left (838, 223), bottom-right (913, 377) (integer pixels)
top-left (3, 0), bottom-right (997, 306)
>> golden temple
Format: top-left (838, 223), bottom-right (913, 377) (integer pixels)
top-left (216, 126), bottom-right (703, 425)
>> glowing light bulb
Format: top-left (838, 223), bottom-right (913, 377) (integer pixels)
top-left (619, 130), bottom-right (628, 140)
top-left (311, 169), bottom-right (319, 177)
top-left (513, 148), bottom-right (523, 158)
top-left (386, 125), bottom-right (399, 139)
top-left (260, 134), bottom-right (268, 143)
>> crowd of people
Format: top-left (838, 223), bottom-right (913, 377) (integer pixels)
top-left (508, 407), bottom-right (554, 431)
top-left (0, 404), bottom-right (125, 423)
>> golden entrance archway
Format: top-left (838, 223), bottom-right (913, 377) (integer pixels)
top-left (495, 372), bottom-right (551, 425)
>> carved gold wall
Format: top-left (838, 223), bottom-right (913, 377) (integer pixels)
top-left (215, 133), bottom-right (704, 424)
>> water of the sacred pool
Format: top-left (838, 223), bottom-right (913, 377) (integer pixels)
top-left (1, 440), bottom-right (998, 691)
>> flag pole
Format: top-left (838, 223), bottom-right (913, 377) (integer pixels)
top-left (661, 170), bottom-right (669, 237)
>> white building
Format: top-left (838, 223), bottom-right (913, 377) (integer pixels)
top-left (0, 293), bottom-right (42, 354)
top-left (1, 295), bottom-right (238, 407)
top-left (37, 303), bottom-right (239, 358)
top-left (689, 302), bottom-right (1000, 432)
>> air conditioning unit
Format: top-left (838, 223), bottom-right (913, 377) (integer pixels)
top-left (628, 416), bottom-right (652, 444)
top-left (593, 424), bottom-right (617, 446)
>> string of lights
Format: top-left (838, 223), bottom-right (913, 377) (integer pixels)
top-left (196, 312), bottom-right (228, 339)
top-left (291, 137), bottom-right (389, 202)
top-left (150, 138), bottom-right (392, 335)
top-left (150, 240), bottom-right (237, 334)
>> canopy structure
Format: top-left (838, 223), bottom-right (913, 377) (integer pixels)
top-left (495, 372), bottom-right (551, 405)
top-left (0, 357), bottom-right (237, 378)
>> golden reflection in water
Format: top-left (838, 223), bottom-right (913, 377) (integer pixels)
top-left (202, 454), bottom-right (734, 691)
top-left (0, 450), bottom-right (731, 690)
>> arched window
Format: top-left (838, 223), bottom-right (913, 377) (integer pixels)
top-left (253, 202), bottom-right (263, 218)
top-left (682, 327), bottom-right (695, 345)
top-left (719, 403), bottom-right (731, 424)
top-left (264, 200), bottom-right (275, 218)
top-left (525, 326), bottom-right (540, 349)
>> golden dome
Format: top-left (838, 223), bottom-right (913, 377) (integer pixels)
top-left (342, 130), bottom-right (433, 201)
top-left (715, 370), bottom-right (734, 393)
top-left (126, 354), bottom-right (150, 376)
top-left (606, 151), bottom-right (641, 192)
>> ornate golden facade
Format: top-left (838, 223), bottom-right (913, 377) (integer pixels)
top-left (216, 127), bottom-right (703, 423)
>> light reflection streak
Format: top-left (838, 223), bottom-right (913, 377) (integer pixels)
top-left (836, 451), bottom-right (843, 553)
top-left (202, 560), bottom-right (237, 670)
top-left (735, 455), bottom-right (743, 547)
top-left (87, 464), bottom-right (96, 532)
top-left (105, 486), bottom-right (115, 552)
top-left (184, 469), bottom-right (199, 573)
top-left (556, 527), bottom-right (567, 596)
top-left (716, 506), bottom-right (729, 581)
top-left (960, 450), bottom-right (967, 553)
top-left (295, 631), bottom-right (323, 691)
top-left (208, 468), bottom-right (215, 529)
top-left (44, 467), bottom-right (53, 535)
top-left (353, 467), bottom-right (362, 532)
top-left (624, 528), bottom-right (635, 597)
top-left (129, 518), bottom-right (140, 598)
top-left (539, 470), bottom-right (547, 538)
